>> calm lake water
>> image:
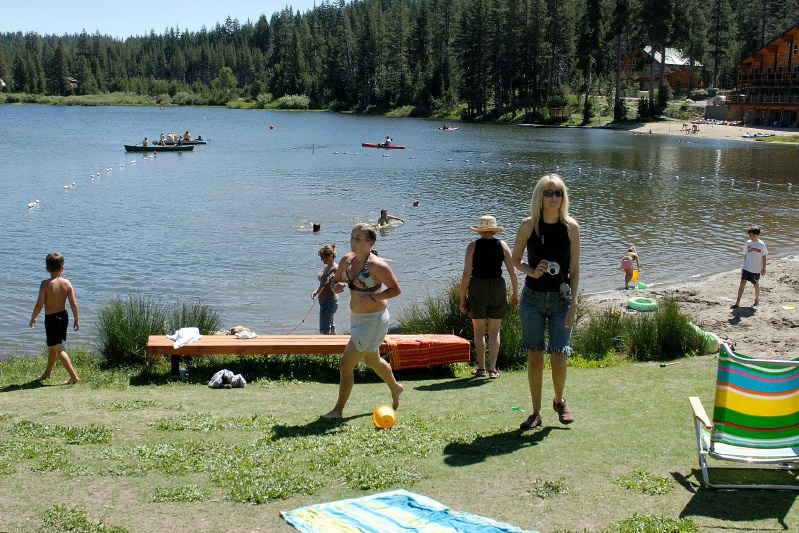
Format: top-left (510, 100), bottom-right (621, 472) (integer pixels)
top-left (2, 105), bottom-right (798, 357)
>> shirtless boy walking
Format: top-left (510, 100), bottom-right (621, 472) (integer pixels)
top-left (29, 252), bottom-right (80, 384)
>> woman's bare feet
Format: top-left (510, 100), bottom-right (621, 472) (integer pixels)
top-left (63, 378), bottom-right (79, 385)
top-left (322, 409), bottom-right (342, 419)
top-left (391, 383), bottom-right (404, 410)
top-left (38, 374), bottom-right (51, 381)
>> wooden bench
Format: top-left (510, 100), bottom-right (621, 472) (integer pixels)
top-left (146, 334), bottom-right (471, 375)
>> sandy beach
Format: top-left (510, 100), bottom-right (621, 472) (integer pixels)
top-left (583, 254), bottom-right (799, 359)
top-left (627, 119), bottom-right (799, 142)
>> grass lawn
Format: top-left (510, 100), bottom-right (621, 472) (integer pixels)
top-left (1, 352), bottom-right (796, 532)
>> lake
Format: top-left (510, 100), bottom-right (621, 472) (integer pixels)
top-left (1, 105), bottom-right (797, 356)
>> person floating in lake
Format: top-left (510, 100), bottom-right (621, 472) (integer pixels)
top-left (377, 209), bottom-right (404, 227)
top-left (620, 246), bottom-right (640, 290)
top-left (312, 223), bottom-right (321, 233)
top-left (412, 200), bottom-right (420, 207)
top-left (323, 223), bottom-right (404, 418)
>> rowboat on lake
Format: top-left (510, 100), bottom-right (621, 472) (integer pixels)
top-left (124, 144), bottom-right (194, 152)
top-left (361, 142), bottom-right (406, 149)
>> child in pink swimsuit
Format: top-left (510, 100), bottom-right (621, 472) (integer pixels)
top-left (620, 246), bottom-right (640, 290)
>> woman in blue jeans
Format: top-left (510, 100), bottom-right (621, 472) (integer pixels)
top-left (312, 244), bottom-right (344, 334)
top-left (512, 174), bottom-right (581, 430)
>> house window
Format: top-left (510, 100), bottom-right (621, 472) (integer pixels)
top-left (765, 67), bottom-right (772, 74)
top-left (794, 44), bottom-right (798, 55)
top-left (779, 66), bottom-right (786, 73)
top-left (752, 67), bottom-right (759, 74)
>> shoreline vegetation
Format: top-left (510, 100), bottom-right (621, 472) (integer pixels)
top-left (3, 91), bottom-right (798, 143)
top-left (1, 256), bottom-right (798, 531)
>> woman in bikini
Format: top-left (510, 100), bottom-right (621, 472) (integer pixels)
top-left (323, 223), bottom-right (404, 418)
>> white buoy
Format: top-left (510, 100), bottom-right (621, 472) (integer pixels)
top-left (64, 185), bottom-right (69, 190)
top-left (27, 202), bottom-right (35, 208)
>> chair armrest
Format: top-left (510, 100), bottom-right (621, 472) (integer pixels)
top-left (689, 396), bottom-right (712, 429)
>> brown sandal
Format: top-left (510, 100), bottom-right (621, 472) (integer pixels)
top-left (471, 368), bottom-right (486, 377)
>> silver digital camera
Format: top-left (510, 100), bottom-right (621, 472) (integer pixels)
top-left (545, 261), bottom-right (560, 276)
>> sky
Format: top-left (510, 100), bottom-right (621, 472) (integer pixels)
top-left (1, 0), bottom-right (322, 39)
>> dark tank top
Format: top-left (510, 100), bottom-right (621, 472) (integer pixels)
top-left (525, 219), bottom-right (571, 292)
top-left (471, 238), bottom-right (504, 278)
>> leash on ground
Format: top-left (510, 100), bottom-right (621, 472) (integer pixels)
top-left (285, 298), bottom-right (317, 334)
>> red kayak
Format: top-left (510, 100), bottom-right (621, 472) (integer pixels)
top-left (361, 142), bottom-right (406, 149)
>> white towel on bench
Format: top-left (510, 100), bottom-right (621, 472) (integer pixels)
top-left (166, 327), bottom-right (202, 349)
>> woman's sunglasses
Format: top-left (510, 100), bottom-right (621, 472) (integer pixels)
top-left (543, 189), bottom-right (563, 198)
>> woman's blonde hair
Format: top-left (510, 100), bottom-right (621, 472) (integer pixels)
top-left (530, 173), bottom-right (575, 235)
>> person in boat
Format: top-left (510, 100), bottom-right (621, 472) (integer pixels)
top-left (322, 223), bottom-right (404, 418)
top-left (142, 137), bottom-right (149, 147)
top-left (383, 136), bottom-right (392, 148)
top-left (176, 137), bottom-right (183, 146)
top-left (160, 133), bottom-right (165, 143)
top-left (196, 135), bottom-right (203, 141)
top-left (443, 124), bottom-right (450, 130)
top-left (183, 130), bottom-right (191, 141)
top-left (156, 138), bottom-right (166, 146)
top-left (377, 209), bottom-right (404, 227)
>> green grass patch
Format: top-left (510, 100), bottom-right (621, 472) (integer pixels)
top-left (754, 135), bottom-right (799, 143)
top-left (41, 505), bottom-right (129, 533)
top-left (150, 484), bottom-right (211, 503)
top-left (527, 477), bottom-right (569, 498)
top-left (605, 514), bottom-right (699, 533)
top-left (613, 469), bottom-right (674, 495)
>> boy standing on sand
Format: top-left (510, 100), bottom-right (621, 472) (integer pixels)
top-left (732, 225), bottom-right (768, 309)
top-left (29, 252), bottom-right (80, 384)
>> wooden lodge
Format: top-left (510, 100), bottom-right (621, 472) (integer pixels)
top-left (726, 24), bottom-right (799, 127)
top-left (620, 47), bottom-right (701, 90)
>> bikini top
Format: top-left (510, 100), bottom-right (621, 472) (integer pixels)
top-left (346, 257), bottom-right (380, 292)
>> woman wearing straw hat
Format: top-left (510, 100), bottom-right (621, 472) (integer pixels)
top-left (460, 215), bottom-right (519, 379)
top-left (512, 174), bottom-right (580, 430)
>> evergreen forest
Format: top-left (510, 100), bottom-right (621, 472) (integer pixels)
top-left (1, 0), bottom-right (797, 122)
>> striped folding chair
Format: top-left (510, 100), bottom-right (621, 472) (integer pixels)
top-left (689, 343), bottom-right (799, 489)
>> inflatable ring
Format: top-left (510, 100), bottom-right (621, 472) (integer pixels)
top-left (627, 297), bottom-right (658, 311)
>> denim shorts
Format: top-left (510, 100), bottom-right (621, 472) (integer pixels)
top-left (519, 286), bottom-right (573, 356)
top-left (318, 300), bottom-right (338, 334)
top-left (741, 269), bottom-right (761, 284)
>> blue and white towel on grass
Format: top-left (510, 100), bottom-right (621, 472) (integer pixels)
top-left (281, 489), bottom-right (537, 533)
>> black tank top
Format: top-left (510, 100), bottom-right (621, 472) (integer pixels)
top-left (471, 238), bottom-right (504, 278)
top-left (525, 219), bottom-right (570, 292)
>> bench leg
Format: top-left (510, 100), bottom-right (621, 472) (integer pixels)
top-left (171, 356), bottom-right (181, 377)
